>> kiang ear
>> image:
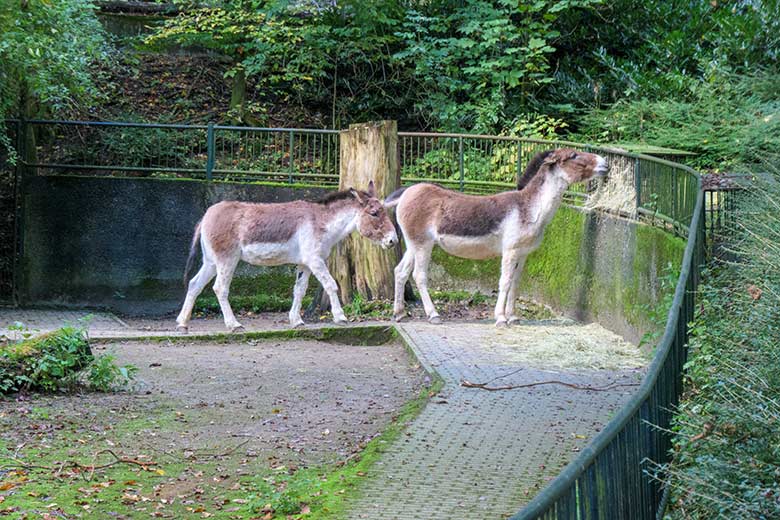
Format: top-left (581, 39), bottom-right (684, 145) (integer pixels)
top-left (366, 180), bottom-right (376, 198)
top-left (543, 151), bottom-right (560, 165)
top-left (349, 187), bottom-right (369, 205)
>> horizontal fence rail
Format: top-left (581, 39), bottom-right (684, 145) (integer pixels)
top-left (11, 119), bottom-right (340, 187)
top-left (398, 132), bottom-right (699, 238)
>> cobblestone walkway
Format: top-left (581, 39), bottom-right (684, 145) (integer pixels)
top-left (346, 322), bottom-right (644, 520)
top-left (0, 309), bottom-right (645, 519)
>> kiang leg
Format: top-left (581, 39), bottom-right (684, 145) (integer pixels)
top-left (213, 255), bottom-right (243, 332)
top-left (412, 243), bottom-right (440, 324)
top-left (308, 257), bottom-right (348, 324)
top-left (494, 250), bottom-right (522, 327)
top-left (393, 247), bottom-right (415, 321)
top-left (504, 255), bottom-right (527, 325)
top-left (176, 256), bottom-right (216, 332)
top-left (288, 265), bottom-right (311, 327)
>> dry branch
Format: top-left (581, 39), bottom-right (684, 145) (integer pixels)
top-left (460, 379), bottom-right (640, 392)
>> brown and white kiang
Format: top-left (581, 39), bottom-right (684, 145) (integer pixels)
top-left (176, 181), bottom-right (397, 332)
top-left (384, 148), bottom-right (608, 327)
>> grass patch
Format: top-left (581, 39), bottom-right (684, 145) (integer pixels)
top-left (244, 376), bottom-right (443, 519)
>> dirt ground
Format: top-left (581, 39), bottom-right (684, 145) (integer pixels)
top-left (0, 336), bottom-right (427, 518)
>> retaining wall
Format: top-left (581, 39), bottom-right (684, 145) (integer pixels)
top-left (19, 175), bottom-right (328, 314)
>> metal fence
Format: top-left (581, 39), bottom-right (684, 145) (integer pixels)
top-left (14, 119), bottom-right (340, 186)
top-left (5, 119), bottom-right (708, 517)
top-left (398, 133), bottom-right (699, 238)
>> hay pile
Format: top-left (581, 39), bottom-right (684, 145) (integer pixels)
top-left (493, 321), bottom-right (646, 370)
top-left (584, 152), bottom-right (638, 218)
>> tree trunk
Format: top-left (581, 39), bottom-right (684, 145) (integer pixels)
top-left (328, 121), bottom-right (401, 305)
top-left (229, 68), bottom-right (247, 124)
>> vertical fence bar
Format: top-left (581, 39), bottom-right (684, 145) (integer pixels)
top-left (288, 129), bottom-right (294, 184)
top-left (205, 122), bottom-right (215, 181)
top-left (458, 136), bottom-right (465, 192)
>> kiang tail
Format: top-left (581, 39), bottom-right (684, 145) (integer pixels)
top-left (383, 187), bottom-right (408, 209)
top-left (183, 220), bottom-right (202, 286)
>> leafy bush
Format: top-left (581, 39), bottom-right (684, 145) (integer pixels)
top-left (0, 326), bottom-right (136, 394)
top-left (574, 74), bottom-right (780, 171)
top-left (86, 353), bottom-right (138, 392)
top-left (665, 172), bottom-right (780, 519)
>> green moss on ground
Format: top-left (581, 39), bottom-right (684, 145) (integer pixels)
top-left (0, 328), bottom-right (437, 519)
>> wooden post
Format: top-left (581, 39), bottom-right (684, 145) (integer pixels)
top-left (328, 120), bottom-right (401, 304)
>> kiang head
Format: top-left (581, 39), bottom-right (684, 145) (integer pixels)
top-left (350, 180), bottom-right (398, 249)
top-left (542, 148), bottom-right (608, 185)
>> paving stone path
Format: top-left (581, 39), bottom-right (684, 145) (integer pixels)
top-left (347, 322), bottom-right (644, 519)
top-left (0, 309), bottom-right (645, 519)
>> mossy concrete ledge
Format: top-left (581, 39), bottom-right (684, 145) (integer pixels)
top-left (427, 206), bottom-right (685, 344)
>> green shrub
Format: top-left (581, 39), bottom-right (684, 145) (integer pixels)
top-left (574, 74), bottom-right (780, 172)
top-left (0, 326), bottom-right (136, 394)
top-left (666, 172), bottom-right (780, 519)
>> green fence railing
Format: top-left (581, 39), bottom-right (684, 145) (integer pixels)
top-left (398, 132), bottom-right (698, 238)
top-left (512, 182), bottom-right (704, 519)
top-left (5, 119), bottom-right (707, 518)
top-left (14, 119), bottom-right (340, 186)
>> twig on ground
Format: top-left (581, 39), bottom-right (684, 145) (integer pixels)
top-left (189, 439), bottom-right (251, 459)
top-left (460, 379), bottom-right (640, 392)
top-left (1, 449), bottom-right (159, 481)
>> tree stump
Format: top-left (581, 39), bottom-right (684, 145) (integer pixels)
top-left (328, 120), bottom-right (401, 305)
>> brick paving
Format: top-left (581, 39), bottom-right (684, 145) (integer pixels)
top-left (346, 323), bottom-right (644, 519)
top-left (0, 309), bottom-right (645, 519)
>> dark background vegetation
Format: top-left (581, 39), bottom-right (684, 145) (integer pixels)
top-left (2, 0), bottom-right (779, 517)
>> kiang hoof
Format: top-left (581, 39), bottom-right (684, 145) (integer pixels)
top-left (290, 321), bottom-right (306, 329)
top-left (333, 318), bottom-right (349, 326)
top-left (393, 312), bottom-right (407, 323)
top-left (175, 325), bottom-right (189, 334)
top-left (229, 325), bottom-right (246, 333)
top-left (428, 316), bottom-right (442, 325)
top-left (507, 317), bottom-right (522, 325)
top-left (495, 319), bottom-right (509, 328)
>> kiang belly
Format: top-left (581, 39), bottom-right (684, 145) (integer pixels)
top-left (241, 241), bottom-right (296, 266)
top-left (436, 234), bottom-right (502, 260)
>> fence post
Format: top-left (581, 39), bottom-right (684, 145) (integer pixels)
top-left (458, 136), bottom-right (464, 192)
top-left (517, 140), bottom-right (522, 187)
top-left (206, 122), bottom-right (215, 181)
top-left (327, 120), bottom-right (401, 304)
top-left (634, 157), bottom-right (641, 212)
top-left (288, 129), bottom-right (295, 184)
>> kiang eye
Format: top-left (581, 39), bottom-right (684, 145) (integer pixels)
top-left (570, 152), bottom-right (578, 160)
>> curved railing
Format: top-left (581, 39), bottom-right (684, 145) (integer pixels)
top-left (7, 120), bottom-right (703, 516)
top-left (397, 131), bottom-right (704, 518)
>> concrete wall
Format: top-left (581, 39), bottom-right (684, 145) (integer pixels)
top-left (20, 175), bottom-right (328, 314)
top-left (20, 175), bottom-right (685, 344)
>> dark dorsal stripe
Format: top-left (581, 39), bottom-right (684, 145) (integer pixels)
top-left (517, 150), bottom-right (553, 190)
top-left (317, 189), bottom-right (360, 205)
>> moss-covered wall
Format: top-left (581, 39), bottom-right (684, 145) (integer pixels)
top-left (427, 206), bottom-right (685, 343)
top-left (20, 175), bottom-right (329, 314)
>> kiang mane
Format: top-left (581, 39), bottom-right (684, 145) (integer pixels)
top-left (517, 150), bottom-right (553, 190)
top-left (317, 189), bottom-right (365, 205)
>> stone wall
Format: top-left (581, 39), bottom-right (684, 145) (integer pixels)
top-left (19, 175), bottom-right (329, 314)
